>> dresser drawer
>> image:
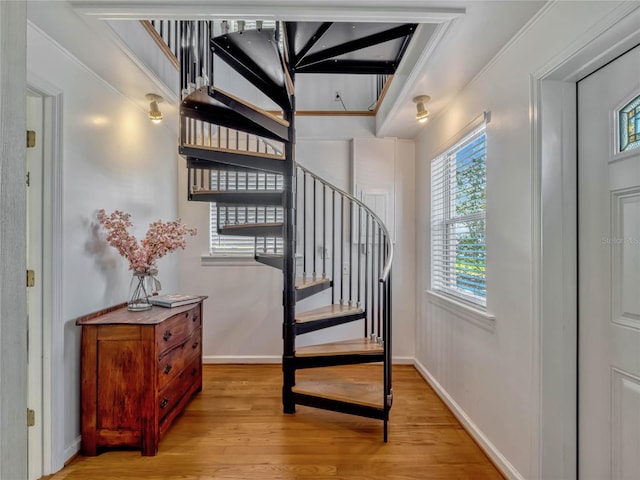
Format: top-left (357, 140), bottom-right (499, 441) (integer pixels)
top-left (155, 305), bottom-right (201, 354)
top-left (157, 328), bottom-right (201, 390)
top-left (157, 356), bottom-right (201, 421)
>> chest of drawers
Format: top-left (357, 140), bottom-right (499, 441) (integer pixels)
top-left (76, 298), bottom-right (206, 456)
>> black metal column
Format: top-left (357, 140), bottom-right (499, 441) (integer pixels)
top-left (282, 71), bottom-right (296, 414)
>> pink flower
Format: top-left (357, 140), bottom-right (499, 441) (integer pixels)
top-left (97, 209), bottom-right (197, 272)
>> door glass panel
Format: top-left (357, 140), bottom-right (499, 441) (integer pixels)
top-left (620, 94), bottom-right (640, 152)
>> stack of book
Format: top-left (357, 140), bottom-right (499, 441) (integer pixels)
top-left (149, 294), bottom-right (202, 308)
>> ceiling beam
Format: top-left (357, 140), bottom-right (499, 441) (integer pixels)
top-left (295, 60), bottom-right (397, 75)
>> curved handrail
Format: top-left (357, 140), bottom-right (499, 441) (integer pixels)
top-left (296, 163), bottom-right (393, 283)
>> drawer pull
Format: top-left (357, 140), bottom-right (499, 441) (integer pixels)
top-left (163, 364), bottom-right (172, 375)
top-left (162, 330), bottom-right (172, 341)
top-left (192, 341), bottom-right (199, 349)
top-left (160, 398), bottom-right (169, 409)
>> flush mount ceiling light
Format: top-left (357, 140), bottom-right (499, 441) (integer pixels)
top-left (146, 93), bottom-right (163, 123)
top-left (413, 95), bottom-right (431, 123)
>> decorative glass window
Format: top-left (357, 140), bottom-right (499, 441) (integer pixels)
top-left (431, 124), bottom-right (487, 306)
top-left (620, 94), bottom-right (640, 152)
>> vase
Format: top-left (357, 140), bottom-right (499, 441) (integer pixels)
top-left (127, 270), bottom-right (157, 311)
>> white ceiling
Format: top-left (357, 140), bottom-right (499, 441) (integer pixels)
top-left (28, 1), bottom-right (546, 139)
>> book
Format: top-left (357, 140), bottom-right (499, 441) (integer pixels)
top-left (149, 294), bottom-right (202, 308)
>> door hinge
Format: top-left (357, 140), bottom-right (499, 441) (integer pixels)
top-left (26, 130), bottom-right (36, 148)
top-left (27, 408), bottom-right (35, 427)
top-left (26, 171), bottom-right (30, 187)
top-left (26, 269), bottom-right (35, 288)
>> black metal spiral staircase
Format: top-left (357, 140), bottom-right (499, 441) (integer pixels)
top-left (177, 20), bottom-right (415, 441)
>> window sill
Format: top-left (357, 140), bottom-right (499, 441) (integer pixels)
top-left (426, 290), bottom-right (496, 332)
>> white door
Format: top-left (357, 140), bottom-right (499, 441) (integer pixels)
top-left (578, 44), bottom-right (640, 480)
top-left (26, 92), bottom-right (44, 480)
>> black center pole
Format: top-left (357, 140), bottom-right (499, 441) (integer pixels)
top-left (282, 66), bottom-right (297, 414)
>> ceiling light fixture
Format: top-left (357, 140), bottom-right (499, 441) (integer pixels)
top-left (413, 95), bottom-right (431, 123)
top-left (146, 93), bottom-right (163, 123)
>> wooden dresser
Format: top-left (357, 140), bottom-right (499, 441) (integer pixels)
top-left (76, 298), bottom-right (206, 456)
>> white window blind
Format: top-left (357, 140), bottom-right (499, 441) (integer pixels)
top-left (431, 124), bottom-right (486, 306)
top-left (209, 171), bottom-right (283, 256)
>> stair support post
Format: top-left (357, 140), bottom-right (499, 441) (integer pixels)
top-left (282, 72), bottom-right (297, 414)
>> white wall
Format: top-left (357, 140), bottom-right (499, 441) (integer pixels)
top-left (178, 117), bottom-right (416, 361)
top-left (414, 2), bottom-right (635, 479)
top-left (27, 23), bottom-right (181, 466)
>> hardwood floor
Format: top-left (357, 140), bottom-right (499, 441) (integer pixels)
top-left (50, 364), bottom-right (504, 479)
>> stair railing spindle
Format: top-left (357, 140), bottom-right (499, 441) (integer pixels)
top-left (322, 184), bottom-right (326, 278)
top-left (377, 227), bottom-right (383, 338)
top-left (364, 213), bottom-right (370, 337)
top-left (303, 172), bottom-right (307, 277)
top-left (312, 179), bottom-right (316, 278)
top-left (331, 189), bottom-right (336, 304)
top-left (348, 199), bottom-right (353, 306)
top-left (357, 204), bottom-right (361, 307)
top-left (340, 196), bottom-right (344, 304)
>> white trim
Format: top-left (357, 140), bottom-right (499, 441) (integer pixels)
top-left (72, 2), bottom-right (465, 23)
top-left (63, 436), bottom-right (81, 465)
top-left (426, 290), bottom-right (495, 332)
top-left (26, 74), bottom-right (65, 476)
top-left (413, 359), bottom-right (524, 480)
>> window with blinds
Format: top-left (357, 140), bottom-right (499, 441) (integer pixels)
top-left (209, 170), bottom-right (283, 256)
top-left (431, 124), bottom-right (486, 306)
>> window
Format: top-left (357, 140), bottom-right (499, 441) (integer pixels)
top-left (209, 171), bottom-right (283, 256)
top-left (619, 93), bottom-right (640, 152)
top-left (431, 124), bottom-right (486, 306)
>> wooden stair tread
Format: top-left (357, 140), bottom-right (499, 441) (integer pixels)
top-left (292, 381), bottom-right (383, 409)
top-left (295, 304), bottom-right (363, 324)
top-left (295, 338), bottom-right (383, 357)
top-left (183, 144), bottom-right (285, 161)
top-left (295, 276), bottom-right (330, 290)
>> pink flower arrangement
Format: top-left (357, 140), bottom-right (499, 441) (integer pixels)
top-left (97, 209), bottom-right (197, 273)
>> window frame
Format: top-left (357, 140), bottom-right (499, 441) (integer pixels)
top-left (430, 122), bottom-right (487, 309)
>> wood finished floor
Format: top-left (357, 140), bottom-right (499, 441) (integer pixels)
top-left (50, 364), bottom-right (504, 480)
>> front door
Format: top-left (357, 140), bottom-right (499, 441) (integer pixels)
top-left (578, 44), bottom-right (640, 479)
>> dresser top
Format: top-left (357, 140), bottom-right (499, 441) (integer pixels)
top-left (75, 297), bottom-right (206, 326)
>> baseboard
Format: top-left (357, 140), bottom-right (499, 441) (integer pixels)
top-left (412, 359), bottom-right (525, 480)
top-left (63, 436), bottom-right (81, 465)
top-left (203, 355), bottom-right (416, 365)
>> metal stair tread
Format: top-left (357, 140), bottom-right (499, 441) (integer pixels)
top-left (295, 338), bottom-right (383, 357)
top-left (292, 381), bottom-right (383, 409)
top-left (184, 87), bottom-right (289, 127)
top-left (183, 143), bottom-right (284, 161)
top-left (295, 304), bottom-right (364, 324)
top-left (211, 87), bottom-right (289, 127)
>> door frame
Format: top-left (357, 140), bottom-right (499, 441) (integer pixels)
top-left (532, 4), bottom-right (640, 480)
top-left (26, 73), bottom-right (65, 476)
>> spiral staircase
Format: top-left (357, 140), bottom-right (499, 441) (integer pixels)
top-left (177, 20), bottom-right (415, 440)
